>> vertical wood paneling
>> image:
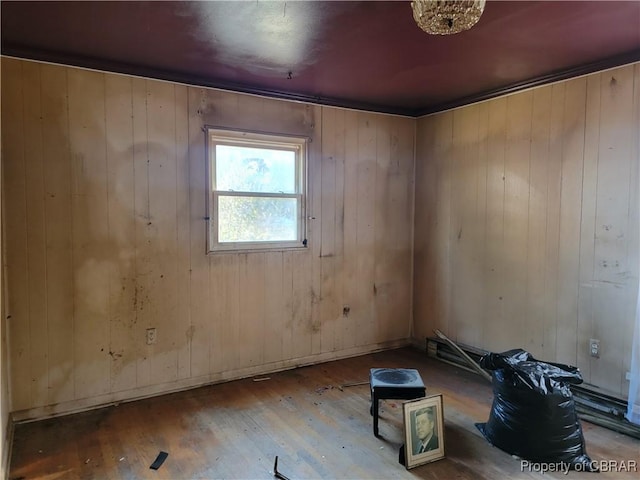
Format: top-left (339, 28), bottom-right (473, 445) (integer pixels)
top-left (449, 105), bottom-right (480, 345)
top-left (501, 92), bottom-right (532, 351)
top-left (309, 107), bottom-right (323, 356)
top-left (474, 103), bottom-right (490, 348)
top-left (541, 83), bottom-right (564, 361)
top-left (526, 87), bottom-right (552, 359)
top-left (373, 116), bottom-right (414, 343)
top-left (174, 84), bottom-right (191, 381)
top-left (9, 56), bottom-right (638, 411)
top-left (3, 58), bottom-right (31, 411)
top-left (413, 115), bottom-right (439, 341)
top-left (68, 68), bottom-right (110, 399)
top-left (146, 80), bottom-right (179, 386)
top-left (22, 62), bottom-right (49, 406)
top-left (187, 88), bottom-right (211, 379)
top-left (577, 74), bottom-right (602, 383)
top-left (355, 114), bottom-right (377, 347)
top-left (104, 73), bottom-right (136, 393)
top-left (4, 55), bottom-right (638, 413)
top-left (433, 112), bottom-right (454, 337)
top-left (556, 77), bottom-right (587, 366)
top-left (373, 114), bottom-right (391, 345)
top-left (383, 118), bottom-right (414, 341)
top-left (320, 107), bottom-right (338, 353)
top-left (0, 58), bottom-right (4, 474)
top-left (331, 109), bottom-right (347, 352)
top-left (398, 118), bottom-right (416, 337)
top-left (590, 67), bottom-right (635, 394)
top-left (132, 77), bottom-right (151, 388)
top-left (238, 254), bottom-right (265, 368)
top-left (483, 98), bottom-right (507, 353)
top-left (280, 254), bottom-right (295, 360)
top-left (3, 58), bottom-right (414, 416)
top-left (291, 248), bottom-right (312, 359)
top-left (415, 63), bottom-right (640, 397)
top-left (41, 64), bottom-right (75, 404)
top-left (211, 254), bottom-right (239, 372)
top-left (207, 254), bottom-right (224, 371)
top-left (623, 63), bottom-right (640, 391)
top-left (263, 252), bottom-right (284, 363)
top-left (341, 110), bottom-right (360, 350)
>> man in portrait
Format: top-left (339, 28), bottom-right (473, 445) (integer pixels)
top-left (412, 406), bottom-right (439, 455)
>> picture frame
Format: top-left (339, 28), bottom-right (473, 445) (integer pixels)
top-left (403, 394), bottom-right (445, 469)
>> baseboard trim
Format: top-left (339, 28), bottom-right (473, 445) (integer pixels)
top-left (12, 338), bottom-right (411, 423)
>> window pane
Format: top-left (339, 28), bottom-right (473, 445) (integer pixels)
top-left (218, 196), bottom-right (298, 243)
top-left (216, 145), bottom-right (296, 194)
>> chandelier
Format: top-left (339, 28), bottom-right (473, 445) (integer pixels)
top-left (411, 0), bottom-right (486, 35)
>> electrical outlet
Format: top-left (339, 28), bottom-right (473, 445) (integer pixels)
top-left (589, 338), bottom-right (600, 358)
top-left (626, 372), bottom-right (632, 381)
top-left (146, 328), bottom-right (157, 345)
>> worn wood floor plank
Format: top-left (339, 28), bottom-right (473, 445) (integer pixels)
top-left (9, 347), bottom-right (640, 479)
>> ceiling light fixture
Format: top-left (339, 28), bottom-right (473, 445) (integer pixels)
top-left (411, 0), bottom-right (486, 35)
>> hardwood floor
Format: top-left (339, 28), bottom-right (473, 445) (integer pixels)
top-left (8, 347), bottom-right (640, 479)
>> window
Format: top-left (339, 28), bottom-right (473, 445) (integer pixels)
top-left (207, 128), bottom-right (307, 253)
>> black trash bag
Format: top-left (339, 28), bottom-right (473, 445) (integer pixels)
top-left (476, 349), bottom-right (597, 472)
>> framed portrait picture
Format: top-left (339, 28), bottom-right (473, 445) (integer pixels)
top-left (403, 394), bottom-right (445, 469)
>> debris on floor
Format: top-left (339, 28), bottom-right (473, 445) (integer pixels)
top-left (338, 381), bottom-right (368, 391)
top-left (149, 451), bottom-right (168, 470)
top-left (315, 385), bottom-right (334, 394)
top-left (273, 456), bottom-right (292, 480)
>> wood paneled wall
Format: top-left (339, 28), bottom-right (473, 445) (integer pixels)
top-left (1, 58), bottom-right (415, 417)
top-left (5, 55), bottom-right (637, 415)
top-left (0, 84), bottom-right (7, 475)
top-left (414, 63), bottom-right (640, 398)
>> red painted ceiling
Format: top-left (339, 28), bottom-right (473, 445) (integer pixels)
top-left (2, 1), bottom-right (639, 116)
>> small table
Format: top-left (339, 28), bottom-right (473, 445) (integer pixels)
top-left (370, 368), bottom-right (425, 437)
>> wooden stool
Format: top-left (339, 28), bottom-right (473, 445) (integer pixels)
top-left (370, 368), bottom-right (425, 437)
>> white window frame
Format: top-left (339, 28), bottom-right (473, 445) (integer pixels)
top-left (206, 127), bottom-right (308, 253)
